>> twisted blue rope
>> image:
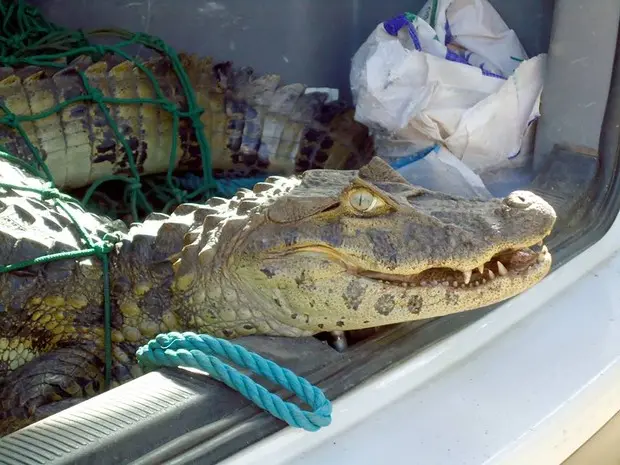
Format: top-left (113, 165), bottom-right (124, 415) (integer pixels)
top-left (177, 173), bottom-right (269, 199)
top-left (388, 144), bottom-right (439, 169)
top-left (136, 332), bottom-right (332, 432)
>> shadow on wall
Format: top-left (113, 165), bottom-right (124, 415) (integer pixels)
top-left (30, 0), bottom-right (554, 102)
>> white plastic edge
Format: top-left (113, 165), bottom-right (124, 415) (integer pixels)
top-left (218, 212), bottom-right (620, 465)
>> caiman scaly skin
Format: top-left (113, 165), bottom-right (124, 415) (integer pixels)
top-left (0, 156), bottom-right (556, 435)
top-left (0, 53), bottom-right (374, 190)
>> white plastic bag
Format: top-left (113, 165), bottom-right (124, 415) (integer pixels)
top-left (350, 0), bottom-right (546, 179)
top-left (381, 140), bottom-right (493, 199)
top-left (397, 148), bottom-right (493, 199)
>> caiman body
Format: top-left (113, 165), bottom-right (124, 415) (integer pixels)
top-left (0, 53), bottom-right (374, 190)
top-left (0, 156), bottom-right (556, 435)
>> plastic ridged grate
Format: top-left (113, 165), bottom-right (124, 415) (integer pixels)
top-left (0, 382), bottom-right (192, 464)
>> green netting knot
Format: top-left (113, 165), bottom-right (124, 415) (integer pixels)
top-left (91, 240), bottom-right (114, 257)
top-left (40, 185), bottom-right (62, 201)
top-left (89, 42), bottom-right (107, 60)
top-left (2, 113), bottom-right (18, 127)
top-left (127, 181), bottom-right (142, 192)
top-left (89, 88), bottom-right (104, 104)
top-left (149, 37), bottom-right (167, 51)
top-left (37, 182), bottom-right (77, 203)
top-left (161, 102), bottom-right (178, 114)
top-left (5, 33), bottom-right (27, 50)
top-left (92, 232), bottom-right (124, 257)
top-left (186, 108), bottom-right (205, 129)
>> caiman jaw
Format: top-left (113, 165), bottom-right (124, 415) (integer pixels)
top-left (358, 244), bottom-right (551, 289)
top-left (289, 242), bottom-right (552, 290)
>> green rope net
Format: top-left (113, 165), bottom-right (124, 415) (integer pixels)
top-left (0, 0), bottom-right (226, 389)
top-left (0, 154), bottom-right (120, 388)
top-left (0, 0), bottom-right (222, 223)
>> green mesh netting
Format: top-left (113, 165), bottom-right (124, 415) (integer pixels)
top-left (0, 0), bottom-right (244, 223)
top-left (0, 0), bottom-right (238, 388)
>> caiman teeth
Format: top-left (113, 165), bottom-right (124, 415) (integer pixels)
top-left (538, 245), bottom-right (549, 263)
top-left (497, 261), bottom-right (508, 276)
top-left (358, 243), bottom-right (549, 288)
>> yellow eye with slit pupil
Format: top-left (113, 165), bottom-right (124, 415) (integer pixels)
top-left (348, 188), bottom-right (384, 213)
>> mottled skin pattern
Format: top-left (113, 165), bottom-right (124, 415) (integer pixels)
top-left (0, 156), bottom-right (556, 436)
top-left (0, 53), bottom-right (374, 190)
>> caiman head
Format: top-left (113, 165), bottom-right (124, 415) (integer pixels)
top-left (186, 157), bottom-right (556, 335)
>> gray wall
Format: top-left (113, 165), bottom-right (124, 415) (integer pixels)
top-left (31, 0), bottom-right (554, 101)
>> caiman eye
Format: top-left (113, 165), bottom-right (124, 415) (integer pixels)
top-left (348, 188), bottom-right (386, 213)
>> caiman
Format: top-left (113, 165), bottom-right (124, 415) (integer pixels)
top-left (0, 52), bottom-right (374, 191)
top-left (0, 155), bottom-right (556, 436)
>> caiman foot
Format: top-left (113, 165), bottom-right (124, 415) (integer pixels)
top-left (0, 346), bottom-right (106, 437)
top-left (327, 330), bottom-right (348, 352)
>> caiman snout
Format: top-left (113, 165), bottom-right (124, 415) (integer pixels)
top-left (503, 190), bottom-right (546, 210)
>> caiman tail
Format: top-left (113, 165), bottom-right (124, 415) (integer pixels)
top-left (0, 53), bottom-right (375, 190)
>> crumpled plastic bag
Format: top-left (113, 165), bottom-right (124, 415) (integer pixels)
top-left (350, 0), bottom-right (546, 196)
top-left (385, 143), bottom-right (494, 199)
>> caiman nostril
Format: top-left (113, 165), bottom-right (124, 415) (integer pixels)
top-left (504, 191), bottom-right (533, 209)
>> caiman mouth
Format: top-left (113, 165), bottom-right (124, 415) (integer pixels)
top-left (358, 243), bottom-right (550, 289)
top-left (288, 242), bottom-right (551, 290)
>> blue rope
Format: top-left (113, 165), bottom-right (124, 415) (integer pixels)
top-left (177, 173), bottom-right (269, 199)
top-left (388, 144), bottom-right (439, 169)
top-left (136, 332), bottom-right (333, 432)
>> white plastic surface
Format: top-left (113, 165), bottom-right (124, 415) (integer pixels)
top-left (221, 215), bottom-right (620, 464)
